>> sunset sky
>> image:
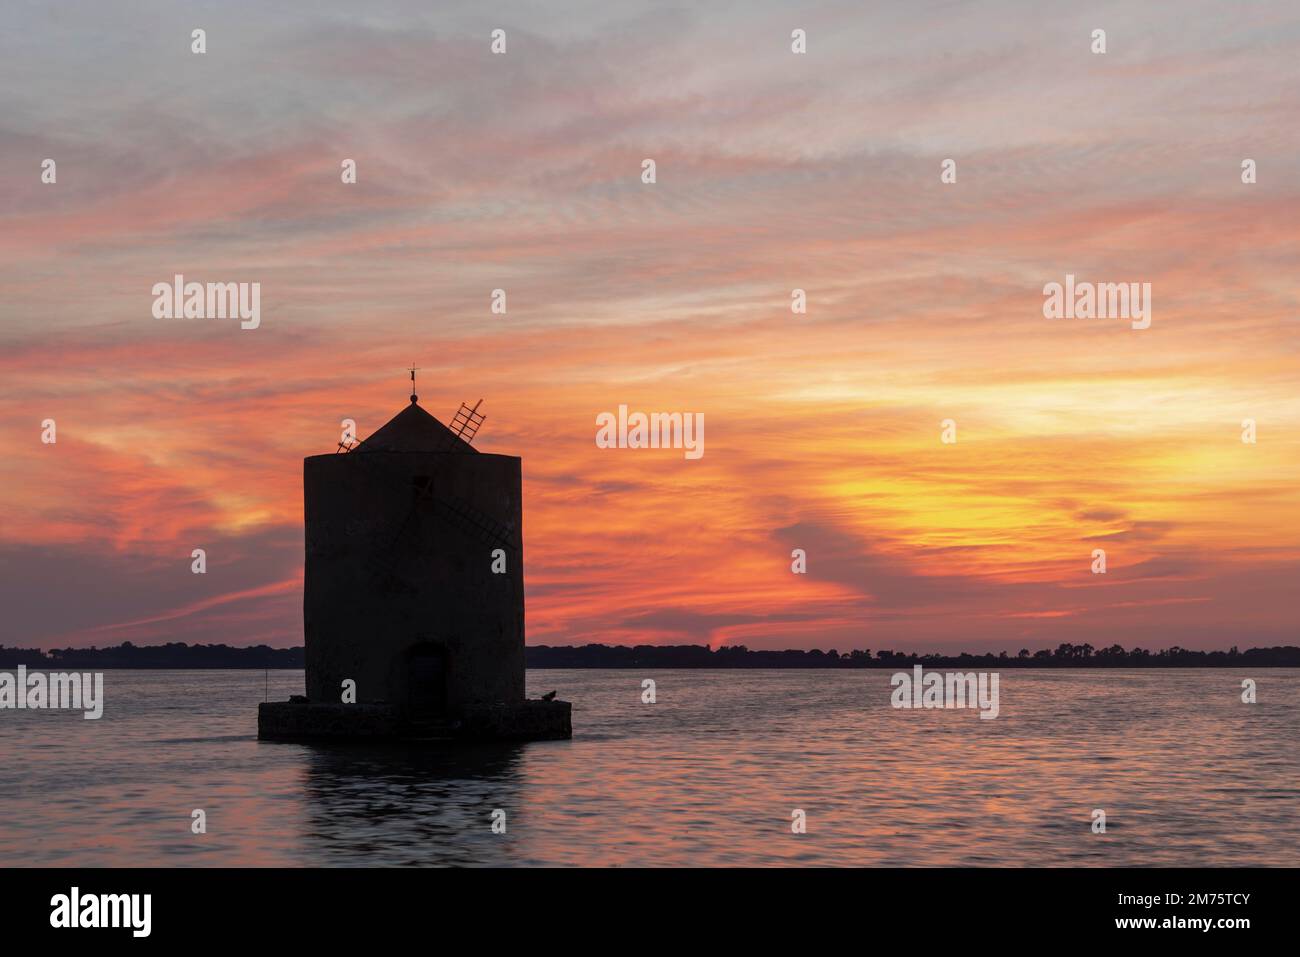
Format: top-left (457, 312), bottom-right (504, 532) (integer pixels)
top-left (1, 0), bottom-right (1297, 653)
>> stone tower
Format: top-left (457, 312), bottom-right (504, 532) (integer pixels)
top-left (259, 392), bottom-right (570, 742)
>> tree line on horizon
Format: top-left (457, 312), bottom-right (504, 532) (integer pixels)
top-left (0, 640), bottom-right (1297, 669)
top-left (527, 642), bottom-right (1300, 668)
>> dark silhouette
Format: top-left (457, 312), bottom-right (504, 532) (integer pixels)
top-left (0, 641), bottom-right (303, 669)
top-left (261, 389), bottom-right (570, 742)
top-left (523, 642), bottom-right (1300, 669)
top-left (4, 641), bottom-right (1297, 669)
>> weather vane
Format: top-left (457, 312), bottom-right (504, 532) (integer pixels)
top-left (408, 362), bottom-right (420, 403)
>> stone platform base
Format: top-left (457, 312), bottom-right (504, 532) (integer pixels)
top-left (258, 699), bottom-right (571, 743)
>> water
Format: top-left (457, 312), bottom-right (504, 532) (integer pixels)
top-left (1, 669), bottom-right (1296, 866)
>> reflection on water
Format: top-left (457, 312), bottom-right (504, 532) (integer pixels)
top-left (299, 743), bottom-right (528, 866)
top-left (1, 668), bottom-right (1297, 866)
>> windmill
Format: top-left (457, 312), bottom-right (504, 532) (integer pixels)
top-left (341, 371), bottom-right (516, 593)
top-left (274, 369), bottom-right (571, 745)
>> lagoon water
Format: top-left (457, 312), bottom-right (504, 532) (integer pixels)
top-left (1, 668), bottom-right (1296, 867)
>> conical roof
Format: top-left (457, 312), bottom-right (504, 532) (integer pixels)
top-left (358, 400), bottom-right (476, 453)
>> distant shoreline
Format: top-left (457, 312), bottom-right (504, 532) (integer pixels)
top-left (1, 641), bottom-right (1297, 669)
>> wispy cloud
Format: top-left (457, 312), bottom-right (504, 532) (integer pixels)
top-left (1, 1), bottom-right (1297, 650)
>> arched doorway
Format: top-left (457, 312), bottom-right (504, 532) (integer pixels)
top-left (407, 644), bottom-right (449, 716)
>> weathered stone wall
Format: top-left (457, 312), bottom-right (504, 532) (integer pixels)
top-left (257, 699), bottom-right (570, 742)
top-left (303, 449), bottom-right (525, 713)
top-left (460, 700), bottom-right (572, 741)
top-left (258, 701), bottom-right (401, 740)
